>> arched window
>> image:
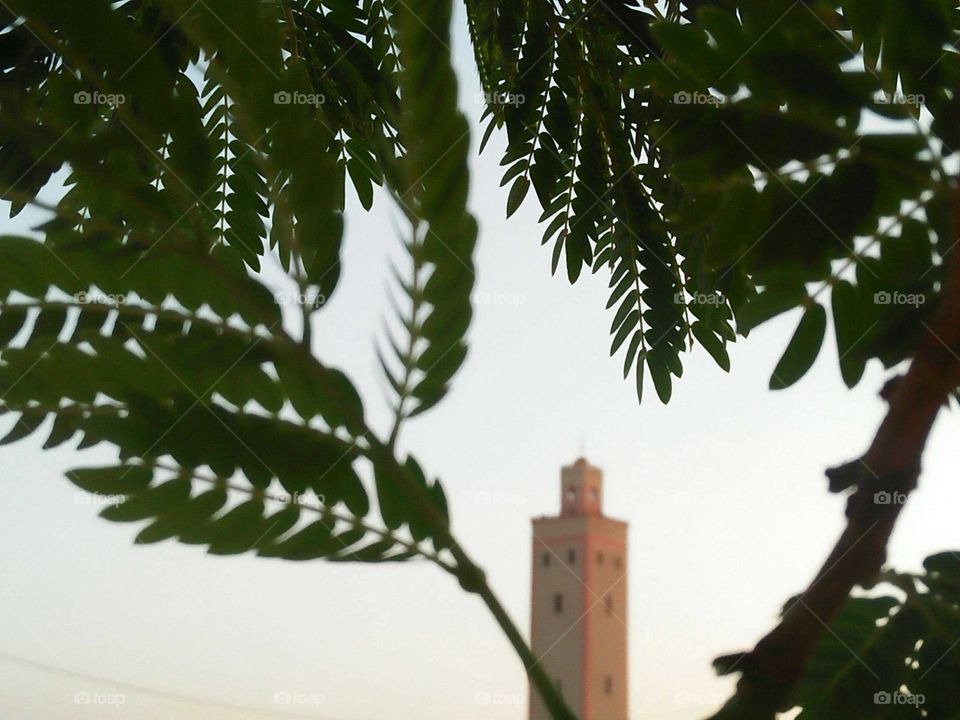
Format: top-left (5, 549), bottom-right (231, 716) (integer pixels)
top-left (567, 548), bottom-right (576, 564)
top-left (542, 551), bottom-right (550, 568)
top-left (553, 593), bottom-right (563, 613)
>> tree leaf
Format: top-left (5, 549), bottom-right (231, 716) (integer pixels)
top-left (770, 304), bottom-right (827, 390)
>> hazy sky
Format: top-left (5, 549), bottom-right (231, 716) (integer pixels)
top-left (1, 7), bottom-right (959, 720)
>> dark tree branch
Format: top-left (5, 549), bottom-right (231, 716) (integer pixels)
top-left (710, 183), bottom-right (960, 719)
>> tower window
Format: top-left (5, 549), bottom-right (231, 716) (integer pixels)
top-left (597, 551), bottom-right (604, 565)
top-left (604, 594), bottom-right (613, 614)
top-left (605, 675), bottom-right (613, 694)
top-left (589, 489), bottom-right (598, 502)
top-left (553, 593), bottom-right (563, 613)
top-left (565, 487), bottom-right (576, 502)
top-left (567, 548), bottom-right (576, 564)
top-left (542, 551), bottom-right (550, 568)
top-left (614, 556), bottom-right (622, 570)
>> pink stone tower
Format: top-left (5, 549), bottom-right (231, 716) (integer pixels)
top-left (530, 457), bottom-right (628, 720)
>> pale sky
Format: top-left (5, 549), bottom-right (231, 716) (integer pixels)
top-left (1, 7), bottom-right (959, 720)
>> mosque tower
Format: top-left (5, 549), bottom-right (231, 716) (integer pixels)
top-left (529, 457), bottom-right (628, 720)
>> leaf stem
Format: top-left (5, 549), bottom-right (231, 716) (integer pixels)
top-left (387, 230), bottom-right (424, 448)
top-left (151, 460), bottom-right (457, 573)
top-left (370, 445), bottom-right (578, 720)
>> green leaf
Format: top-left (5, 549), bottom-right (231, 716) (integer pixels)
top-left (737, 287), bottom-right (808, 334)
top-left (648, 356), bottom-right (673, 404)
top-left (207, 498), bottom-right (268, 555)
top-left (691, 322), bottom-right (730, 372)
top-left (0, 307), bottom-right (28, 345)
top-left (67, 464), bottom-right (154, 495)
top-left (506, 176), bottom-right (530, 218)
top-left (0, 414), bottom-right (39, 445)
top-left (136, 487), bottom-right (228, 544)
top-left (347, 158), bottom-right (374, 211)
top-left (100, 478), bottom-right (191, 522)
top-left (770, 304), bottom-right (827, 390)
top-left (831, 280), bottom-right (869, 388)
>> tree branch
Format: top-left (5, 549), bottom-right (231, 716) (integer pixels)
top-left (710, 182), bottom-right (960, 719)
top-left (370, 445), bottom-right (578, 720)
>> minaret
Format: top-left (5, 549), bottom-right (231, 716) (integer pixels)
top-left (529, 458), bottom-right (628, 720)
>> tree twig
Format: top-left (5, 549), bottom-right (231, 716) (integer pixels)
top-left (370, 445), bottom-right (578, 720)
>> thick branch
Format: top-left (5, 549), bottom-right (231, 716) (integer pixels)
top-left (710, 184), bottom-right (960, 719)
